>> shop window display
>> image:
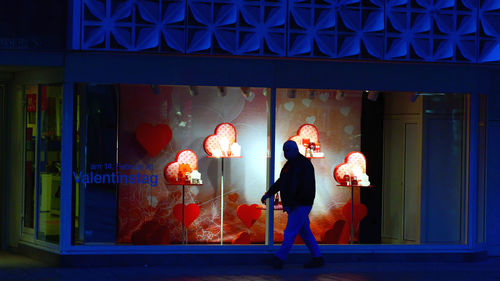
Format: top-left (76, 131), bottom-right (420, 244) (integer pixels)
top-left (275, 89), bottom-right (363, 245)
top-left (73, 86), bottom-right (468, 246)
top-left (274, 89), bottom-right (468, 245)
top-left (73, 85), bottom-right (270, 245)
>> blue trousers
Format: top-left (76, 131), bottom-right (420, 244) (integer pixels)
top-left (275, 205), bottom-right (322, 260)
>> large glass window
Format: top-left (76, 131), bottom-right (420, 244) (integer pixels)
top-left (274, 89), bottom-right (363, 245)
top-left (73, 85), bottom-right (468, 246)
top-left (274, 89), bottom-right (468, 245)
top-left (73, 85), bottom-right (270, 245)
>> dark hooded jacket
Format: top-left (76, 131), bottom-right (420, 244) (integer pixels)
top-left (265, 153), bottom-right (316, 210)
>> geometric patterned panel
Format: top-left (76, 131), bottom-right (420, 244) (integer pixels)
top-left (186, 0), bottom-right (286, 55)
top-left (479, 0), bottom-right (500, 62)
top-left (83, 0), bottom-right (186, 52)
top-left (77, 0), bottom-right (500, 63)
top-left (288, 0), bottom-right (384, 59)
top-left (386, 0), bottom-right (477, 62)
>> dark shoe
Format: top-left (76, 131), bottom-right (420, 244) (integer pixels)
top-left (271, 255), bottom-right (284, 269)
top-left (304, 257), bottom-right (324, 268)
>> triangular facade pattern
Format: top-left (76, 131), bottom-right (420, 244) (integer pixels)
top-left (80, 0), bottom-right (500, 63)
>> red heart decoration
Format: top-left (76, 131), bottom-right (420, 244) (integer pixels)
top-left (232, 231), bottom-right (251, 244)
top-left (342, 200), bottom-right (368, 223)
top-left (164, 150), bottom-right (199, 184)
top-left (341, 200), bottom-right (368, 242)
top-left (288, 124), bottom-right (320, 147)
top-left (136, 123), bottom-right (172, 157)
top-left (333, 151), bottom-right (367, 184)
top-left (203, 123), bottom-right (237, 156)
top-left (237, 204), bottom-right (262, 228)
top-left (173, 203), bottom-right (200, 227)
top-left (322, 220), bottom-right (346, 244)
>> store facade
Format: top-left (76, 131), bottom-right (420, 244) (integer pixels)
top-left (60, 55), bottom-right (484, 249)
top-left (2, 0), bottom-right (500, 264)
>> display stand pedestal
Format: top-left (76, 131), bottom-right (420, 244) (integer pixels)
top-left (208, 156), bottom-right (241, 244)
top-left (337, 184), bottom-right (373, 244)
top-left (181, 185), bottom-right (187, 244)
top-left (220, 159), bottom-right (224, 245)
top-left (167, 183), bottom-right (202, 244)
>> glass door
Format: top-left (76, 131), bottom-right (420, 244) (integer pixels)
top-left (36, 85), bottom-right (61, 243)
top-left (22, 85), bottom-right (38, 240)
top-left (22, 85), bottom-right (62, 244)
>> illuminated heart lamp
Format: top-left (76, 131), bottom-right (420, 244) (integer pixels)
top-left (164, 150), bottom-right (200, 184)
top-left (288, 124), bottom-right (319, 147)
top-left (203, 123), bottom-right (240, 157)
top-left (333, 151), bottom-right (367, 185)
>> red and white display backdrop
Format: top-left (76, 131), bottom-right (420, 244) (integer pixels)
top-left (117, 85), bottom-right (269, 244)
top-left (116, 85), bottom-right (362, 245)
top-left (275, 89), bottom-right (362, 244)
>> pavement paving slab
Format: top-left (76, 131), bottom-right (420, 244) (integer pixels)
top-left (1, 252), bottom-right (500, 281)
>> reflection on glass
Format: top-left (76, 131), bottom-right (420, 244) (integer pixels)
top-left (36, 85), bottom-right (62, 243)
top-left (74, 85), bottom-right (118, 244)
top-left (24, 85), bottom-right (38, 229)
top-left (73, 89), bottom-right (80, 243)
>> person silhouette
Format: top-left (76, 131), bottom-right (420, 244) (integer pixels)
top-left (261, 140), bottom-right (324, 269)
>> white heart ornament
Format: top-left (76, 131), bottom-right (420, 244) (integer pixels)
top-left (284, 101), bottom-right (295, 112)
top-left (245, 91), bottom-right (255, 102)
top-left (302, 98), bottom-right (312, 108)
top-left (306, 116), bottom-right (316, 124)
top-left (340, 106), bottom-right (350, 117)
top-left (344, 125), bottom-right (354, 135)
top-left (319, 92), bottom-right (329, 102)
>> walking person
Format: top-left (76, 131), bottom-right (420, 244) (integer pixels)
top-left (261, 140), bottom-right (324, 269)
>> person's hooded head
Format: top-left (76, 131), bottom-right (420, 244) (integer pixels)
top-left (283, 140), bottom-right (299, 160)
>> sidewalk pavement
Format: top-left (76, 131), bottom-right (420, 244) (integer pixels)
top-left (1, 252), bottom-right (500, 281)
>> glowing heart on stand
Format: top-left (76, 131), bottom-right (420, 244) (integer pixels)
top-left (164, 150), bottom-right (199, 184)
top-left (288, 124), bottom-right (320, 148)
top-left (333, 151), bottom-right (367, 184)
top-left (203, 123), bottom-right (237, 156)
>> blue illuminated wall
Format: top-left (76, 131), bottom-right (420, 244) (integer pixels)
top-left (78, 0), bottom-right (500, 63)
